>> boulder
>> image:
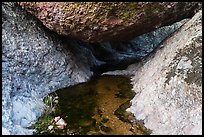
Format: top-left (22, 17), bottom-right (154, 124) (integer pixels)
top-left (18, 2), bottom-right (201, 42)
top-left (92, 18), bottom-right (188, 74)
top-left (2, 2), bottom-right (96, 135)
top-left (127, 10), bottom-right (202, 135)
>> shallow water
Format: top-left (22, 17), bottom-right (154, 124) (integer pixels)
top-left (31, 75), bottom-right (151, 135)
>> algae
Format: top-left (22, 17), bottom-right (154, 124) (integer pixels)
top-left (30, 75), bottom-right (151, 135)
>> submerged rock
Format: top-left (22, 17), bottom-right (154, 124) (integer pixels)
top-left (127, 10), bottom-right (202, 135)
top-left (48, 125), bottom-right (54, 130)
top-left (18, 2), bottom-right (200, 42)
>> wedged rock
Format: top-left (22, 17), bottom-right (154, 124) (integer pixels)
top-left (18, 2), bottom-right (201, 42)
top-left (127, 10), bottom-right (202, 135)
top-left (92, 18), bottom-right (188, 74)
top-left (2, 2), bottom-right (97, 135)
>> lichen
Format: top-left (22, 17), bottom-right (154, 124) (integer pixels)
top-left (165, 35), bottom-right (202, 86)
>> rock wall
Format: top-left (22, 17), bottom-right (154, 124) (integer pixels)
top-left (93, 18), bottom-right (188, 74)
top-left (2, 2), bottom-right (97, 135)
top-left (18, 2), bottom-right (200, 42)
top-left (2, 2), bottom-right (201, 135)
top-left (127, 10), bottom-right (202, 135)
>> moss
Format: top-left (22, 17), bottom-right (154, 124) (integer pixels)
top-left (114, 101), bottom-right (131, 122)
top-left (20, 2), bottom-right (36, 7)
top-left (30, 113), bottom-right (54, 135)
top-left (27, 93), bottom-right (61, 135)
top-left (115, 3), bottom-right (139, 23)
top-left (134, 121), bottom-right (152, 135)
top-left (60, 2), bottom-right (178, 33)
top-left (62, 2), bottom-right (142, 28)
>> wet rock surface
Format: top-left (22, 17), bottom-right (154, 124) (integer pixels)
top-left (18, 2), bottom-right (200, 42)
top-left (127, 10), bottom-right (202, 135)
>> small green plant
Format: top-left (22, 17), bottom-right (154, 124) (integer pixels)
top-left (31, 113), bottom-right (55, 135)
top-left (28, 93), bottom-right (60, 134)
top-left (43, 93), bottom-right (59, 114)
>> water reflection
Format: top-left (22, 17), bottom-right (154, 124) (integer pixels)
top-left (32, 75), bottom-right (151, 135)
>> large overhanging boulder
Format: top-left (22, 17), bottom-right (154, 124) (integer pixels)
top-left (18, 2), bottom-right (200, 43)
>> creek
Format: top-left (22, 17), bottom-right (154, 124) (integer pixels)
top-left (29, 75), bottom-right (151, 135)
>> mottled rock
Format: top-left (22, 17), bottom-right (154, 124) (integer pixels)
top-left (127, 10), bottom-right (202, 135)
top-left (2, 2), bottom-right (97, 135)
top-left (18, 2), bottom-right (200, 42)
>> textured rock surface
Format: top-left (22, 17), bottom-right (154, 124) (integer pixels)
top-left (2, 2), bottom-right (202, 135)
top-left (18, 2), bottom-right (200, 42)
top-left (2, 2), bottom-right (97, 135)
top-left (93, 18), bottom-right (188, 74)
top-left (127, 10), bottom-right (202, 135)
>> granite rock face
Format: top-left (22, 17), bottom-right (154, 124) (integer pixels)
top-left (18, 2), bottom-right (200, 42)
top-left (127, 10), bottom-right (202, 135)
top-left (2, 2), bottom-right (97, 135)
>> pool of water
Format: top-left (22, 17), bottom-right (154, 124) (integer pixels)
top-left (30, 75), bottom-right (151, 135)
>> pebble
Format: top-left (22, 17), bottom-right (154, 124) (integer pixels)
top-left (54, 116), bottom-right (60, 122)
top-left (48, 125), bottom-right (54, 130)
top-left (56, 118), bottom-right (67, 129)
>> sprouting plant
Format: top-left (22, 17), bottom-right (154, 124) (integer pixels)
top-left (43, 92), bottom-right (59, 114)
